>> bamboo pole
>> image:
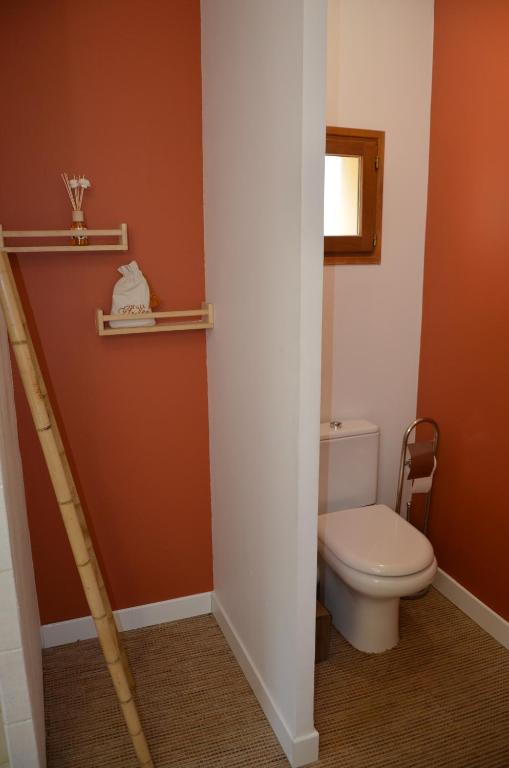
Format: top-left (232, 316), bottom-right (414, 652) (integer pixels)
top-left (0, 250), bottom-right (153, 767)
top-left (1, 262), bottom-right (135, 692)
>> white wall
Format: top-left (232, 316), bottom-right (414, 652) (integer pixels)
top-left (201, 2), bottom-right (326, 766)
top-left (0, 314), bottom-right (45, 768)
top-left (0, 705), bottom-right (8, 768)
top-left (322, 0), bottom-right (434, 506)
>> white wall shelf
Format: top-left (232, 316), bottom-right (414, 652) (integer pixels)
top-left (0, 223), bottom-right (128, 252)
top-left (95, 303), bottom-right (214, 336)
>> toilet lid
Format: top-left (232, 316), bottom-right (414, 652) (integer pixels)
top-left (317, 504), bottom-right (435, 577)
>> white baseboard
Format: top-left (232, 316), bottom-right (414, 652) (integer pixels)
top-left (41, 592), bottom-right (212, 649)
top-left (211, 593), bottom-right (319, 768)
top-left (433, 568), bottom-right (509, 650)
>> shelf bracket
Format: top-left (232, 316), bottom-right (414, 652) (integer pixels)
top-left (95, 303), bottom-right (214, 336)
top-left (0, 223), bottom-right (128, 253)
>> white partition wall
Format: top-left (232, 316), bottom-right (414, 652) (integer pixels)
top-left (0, 315), bottom-right (45, 767)
top-left (201, 2), bottom-right (326, 766)
top-left (0, 711), bottom-right (8, 768)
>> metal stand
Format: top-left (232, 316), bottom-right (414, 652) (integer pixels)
top-left (395, 417), bottom-right (439, 535)
top-left (396, 418), bottom-right (439, 600)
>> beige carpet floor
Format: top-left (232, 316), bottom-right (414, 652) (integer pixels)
top-left (43, 588), bottom-right (509, 767)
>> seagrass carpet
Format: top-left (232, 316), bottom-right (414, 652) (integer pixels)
top-left (43, 588), bottom-right (509, 767)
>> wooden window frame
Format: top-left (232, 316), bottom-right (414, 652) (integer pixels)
top-left (324, 126), bottom-right (384, 265)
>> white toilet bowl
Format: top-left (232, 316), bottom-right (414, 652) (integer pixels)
top-left (317, 504), bottom-right (437, 653)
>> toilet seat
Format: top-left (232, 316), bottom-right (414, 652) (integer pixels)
top-left (317, 504), bottom-right (435, 577)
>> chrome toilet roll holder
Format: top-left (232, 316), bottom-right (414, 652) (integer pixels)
top-left (395, 417), bottom-right (440, 536)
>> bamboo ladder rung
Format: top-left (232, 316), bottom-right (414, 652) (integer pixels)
top-left (0, 250), bottom-right (152, 767)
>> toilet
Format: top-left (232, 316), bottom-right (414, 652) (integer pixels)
top-left (317, 419), bottom-right (437, 654)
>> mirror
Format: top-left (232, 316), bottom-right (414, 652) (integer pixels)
top-left (323, 154), bottom-right (361, 236)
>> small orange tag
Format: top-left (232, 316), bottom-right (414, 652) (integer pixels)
top-left (146, 279), bottom-right (160, 309)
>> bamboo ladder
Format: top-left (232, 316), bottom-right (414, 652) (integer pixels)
top-left (0, 249), bottom-right (154, 768)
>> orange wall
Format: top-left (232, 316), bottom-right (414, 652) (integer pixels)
top-left (0, 1), bottom-right (212, 623)
top-left (418, 0), bottom-right (509, 620)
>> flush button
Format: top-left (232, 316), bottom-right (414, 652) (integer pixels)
top-left (330, 420), bottom-right (342, 430)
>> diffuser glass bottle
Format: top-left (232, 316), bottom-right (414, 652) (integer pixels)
top-left (71, 209), bottom-right (89, 246)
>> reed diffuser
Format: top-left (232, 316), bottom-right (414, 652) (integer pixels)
top-left (61, 172), bottom-right (91, 245)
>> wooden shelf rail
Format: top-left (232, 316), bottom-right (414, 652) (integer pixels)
top-left (96, 303), bottom-right (214, 336)
top-left (0, 223), bottom-right (128, 252)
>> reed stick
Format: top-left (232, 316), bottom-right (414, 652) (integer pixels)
top-left (61, 173), bottom-right (77, 210)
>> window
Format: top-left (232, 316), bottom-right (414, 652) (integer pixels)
top-left (324, 126), bottom-right (384, 265)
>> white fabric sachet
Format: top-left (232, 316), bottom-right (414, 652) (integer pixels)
top-left (109, 261), bottom-right (155, 328)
